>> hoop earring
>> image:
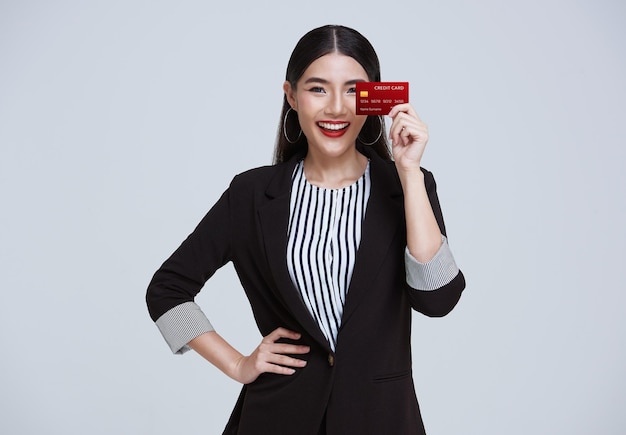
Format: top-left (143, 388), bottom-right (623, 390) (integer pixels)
top-left (283, 108), bottom-right (302, 144)
top-left (358, 115), bottom-right (383, 146)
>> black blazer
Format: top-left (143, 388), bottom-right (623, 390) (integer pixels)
top-left (147, 145), bottom-right (465, 435)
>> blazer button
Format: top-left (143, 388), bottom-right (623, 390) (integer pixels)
top-left (327, 353), bottom-right (335, 367)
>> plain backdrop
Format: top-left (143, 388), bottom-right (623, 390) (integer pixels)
top-left (1, 1), bottom-right (625, 434)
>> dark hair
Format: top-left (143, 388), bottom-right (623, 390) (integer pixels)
top-left (273, 25), bottom-right (392, 164)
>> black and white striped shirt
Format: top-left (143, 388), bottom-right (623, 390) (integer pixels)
top-left (286, 160), bottom-right (371, 350)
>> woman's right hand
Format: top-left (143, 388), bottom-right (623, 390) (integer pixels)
top-left (232, 327), bottom-right (310, 384)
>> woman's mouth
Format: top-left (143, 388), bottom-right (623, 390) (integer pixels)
top-left (317, 121), bottom-right (350, 138)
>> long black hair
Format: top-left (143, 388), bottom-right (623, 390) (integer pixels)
top-left (273, 25), bottom-right (391, 164)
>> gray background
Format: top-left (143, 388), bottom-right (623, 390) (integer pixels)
top-left (1, 0), bottom-right (624, 434)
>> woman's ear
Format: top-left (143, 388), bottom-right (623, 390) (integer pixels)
top-left (283, 81), bottom-right (297, 110)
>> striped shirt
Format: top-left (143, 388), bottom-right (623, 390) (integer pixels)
top-left (286, 160), bottom-right (371, 350)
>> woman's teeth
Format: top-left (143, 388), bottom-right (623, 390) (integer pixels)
top-left (318, 122), bottom-right (349, 131)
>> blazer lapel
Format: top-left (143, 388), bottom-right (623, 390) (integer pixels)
top-left (340, 147), bottom-right (404, 326)
top-left (257, 155), bottom-right (332, 351)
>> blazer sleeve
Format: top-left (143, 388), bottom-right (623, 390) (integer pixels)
top-left (404, 169), bottom-right (466, 317)
top-left (145, 187), bottom-right (233, 352)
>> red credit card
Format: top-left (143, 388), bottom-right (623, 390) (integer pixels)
top-left (356, 82), bottom-right (409, 115)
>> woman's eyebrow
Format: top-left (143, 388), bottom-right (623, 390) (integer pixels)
top-left (303, 77), bottom-right (329, 84)
top-left (303, 77), bottom-right (366, 85)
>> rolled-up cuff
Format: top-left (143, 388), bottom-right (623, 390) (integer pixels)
top-left (155, 301), bottom-right (214, 354)
top-left (405, 235), bottom-right (459, 291)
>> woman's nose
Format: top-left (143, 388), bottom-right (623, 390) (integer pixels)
top-left (325, 93), bottom-right (347, 116)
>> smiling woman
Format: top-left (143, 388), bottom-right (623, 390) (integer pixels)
top-left (283, 53), bottom-right (369, 187)
top-left (146, 24), bottom-right (466, 435)
top-left (275, 25), bottom-right (390, 166)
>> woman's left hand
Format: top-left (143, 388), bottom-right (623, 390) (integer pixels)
top-left (388, 104), bottom-right (429, 173)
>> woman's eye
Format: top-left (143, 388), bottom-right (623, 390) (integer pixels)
top-left (347, 87), bottom-right (357, 94)
top-left (309, 87), bottom-right (325, 93)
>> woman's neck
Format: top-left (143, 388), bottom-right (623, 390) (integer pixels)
top-left (303, 147), bottom-right (368, 189)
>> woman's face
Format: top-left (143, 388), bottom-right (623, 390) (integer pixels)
top-left (284, 53), bottom-right (369, 160)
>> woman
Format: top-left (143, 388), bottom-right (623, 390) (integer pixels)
top-left (146, 24), bottom-right (465, 434)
